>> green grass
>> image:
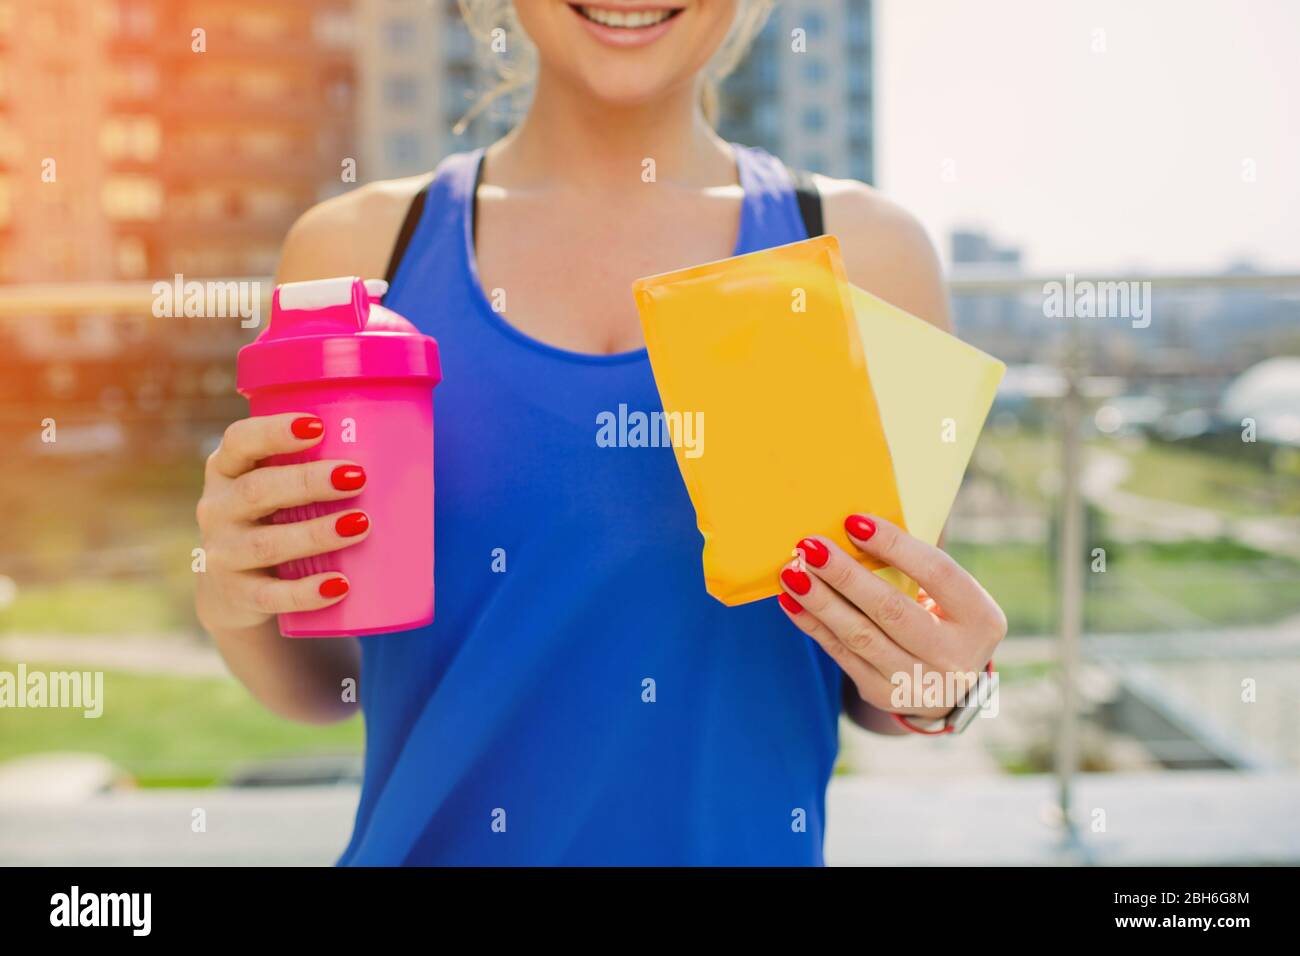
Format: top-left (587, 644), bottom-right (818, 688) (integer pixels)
top-left (1117, 441), bottom-right (1300, 517)
top-left (0, 451), bottom-right (203, 635)
top-left (4, 538), bottom-right (1296, 790)
top-left (976, 429), bottom-right (1300, 519)
top-left (959, 428), bottom-right (1300, 632)
top-left (972, 427), bottom-right (1057, 503)
top-left (948, 539), bottom-right (1300, 635)
top-left (0, 580), bottom-right (190, 634)
top-left (0, 661), bottom-right (362, 786)
top-left (947, 541), bottom-right (1056, 635)
top-left (1086, 541), bottom-right (1300, 631)
top-left (991, 660), bottom-right (1056, 683)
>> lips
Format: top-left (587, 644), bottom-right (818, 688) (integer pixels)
top-left (567, 2), bottom-right (686, 48)
top-left (571, 4), bottom-right (684, 29)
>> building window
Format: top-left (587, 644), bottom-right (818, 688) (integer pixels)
top-left (110, 61), bottom-right (158, 99)
top-left (386, 133), bottom-right (423, 170)
top-left (241, 129), bottom-right (291, 160)
top-left (324, 70), bottom-right (354, 109)
top-left (187, 186), bottom-right (229, 220)
top-left (313, 10), bottom-right (353, 48)
top-left (846, 4), bottom-right (870, 45)
top-left (46, 65), bottom-right (75, 100)
top-left (235, 9), bottom-right (288, 42)
top-left (385, 75), bottom-right (420, 109)
top-left (803, 153), bottom-right (829, 174)
top-left (801, 108), bottom-right (826, 133)
top-left (115, 237), bottom-right (149, 278)
top-left (111, 0), bottom-right (155, 37)
top-left (385, 18), bottom-right (416, 52)
top-left (102, 176), bottom-right (163, 221)
top-left (755, 102), bottom-right (779, 140)
top-left (100, 116), bottom-right (161, 161)
top-left (801, 58), bottom-right (827, 84)
top-left (244, 187), bottom-right (296, 222)
top-left (0, 120), bottom-right (20, 164)
top-left (238, 68), bottom-right (290, 101)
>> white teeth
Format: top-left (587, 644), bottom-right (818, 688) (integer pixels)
top-left (579, 6), bottom-right (674, 29)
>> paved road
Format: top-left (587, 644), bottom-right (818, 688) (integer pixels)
top-left (0, 634), bottom-right (226, 677)
top-left (1085, 449), bottom-right (1300, 558)
top-left (2, 772), bottom-right (1296, 866)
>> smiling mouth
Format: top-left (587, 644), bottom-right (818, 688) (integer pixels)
top-left (570, 4), bottom-right (685, 29)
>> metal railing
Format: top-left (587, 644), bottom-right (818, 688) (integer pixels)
top-left (946, 269), bottom-right (1299, 854)
top-left (948, 268), bottom-right (1300, 293)
top-left (0, 279), bottom-right (274, 319)
top-left (2, 269), bottom-right (1299, 318)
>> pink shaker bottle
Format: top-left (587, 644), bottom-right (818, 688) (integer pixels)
top-left (236, 277), bottom-right (441, 637)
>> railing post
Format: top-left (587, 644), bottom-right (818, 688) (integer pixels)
top-left (1055, 317), bottom-right (1086, 857)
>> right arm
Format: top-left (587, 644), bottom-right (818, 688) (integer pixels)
top-left (195, 175), bottom-right (429, 724)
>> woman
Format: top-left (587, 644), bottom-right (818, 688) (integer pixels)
top-left (195, 0), bottom-right (1006, 865)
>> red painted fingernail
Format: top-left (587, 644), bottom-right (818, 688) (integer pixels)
top-left (778, 592), bottom-right (804, 615)
top-left (797, 537), bottom-right (829, 568)
top-left (291, 416), bottom-right (323, 439)
top-left (781, 567), bottom-right (812, 596)
top-left (331, 465), bottom-right (366, 491)
top-left (845, 514), bottom-right (877, 541)
top-left (335, 511), bottom-right (369, 537)
top-left (319, 577), bottom-right (349, 598)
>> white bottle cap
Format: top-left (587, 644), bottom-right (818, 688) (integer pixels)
top-left (276, 277), bottom-right (357, 312)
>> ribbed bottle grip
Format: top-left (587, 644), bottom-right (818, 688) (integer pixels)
top-left (268, 449), bottom-right (334, 581)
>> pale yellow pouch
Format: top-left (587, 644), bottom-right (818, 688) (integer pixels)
top-left (850, 284), bottom-right (1006, 595)
top-left (633, 236), bottom-right (907, 605)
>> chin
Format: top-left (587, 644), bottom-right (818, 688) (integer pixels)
top-left (573, 62), bottom-right (690, 108)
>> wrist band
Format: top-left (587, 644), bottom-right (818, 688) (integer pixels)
top-left (891, 660), bottom-right (995, 735)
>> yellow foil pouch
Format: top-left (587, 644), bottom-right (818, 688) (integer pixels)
top-left (633, 236), bottom-right (907, 606)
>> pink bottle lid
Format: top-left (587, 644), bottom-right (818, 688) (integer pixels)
top-left (237, 277), bottom-right (441, 395)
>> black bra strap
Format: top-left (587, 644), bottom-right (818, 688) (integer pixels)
top-left (787, 166), bottom-right (825, 238)
top-left (470, 151), bottom-right (486, 245)
top-left (382, 178), bottom-right (433, 288)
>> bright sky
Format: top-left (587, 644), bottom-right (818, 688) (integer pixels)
top-left (876, 0), bottom-right (1300, 273)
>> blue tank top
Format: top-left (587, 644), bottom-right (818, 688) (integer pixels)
top-left (337, 145), bottom-right (842, 866)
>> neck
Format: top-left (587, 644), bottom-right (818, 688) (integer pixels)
top-left (486, 69), bottom-right (735, 190)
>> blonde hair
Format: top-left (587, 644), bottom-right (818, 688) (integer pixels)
top-left (452, 0), bottom-right (776, 134)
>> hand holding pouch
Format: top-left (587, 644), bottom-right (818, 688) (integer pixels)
top-left (633, 236), bottom-right (907, 605)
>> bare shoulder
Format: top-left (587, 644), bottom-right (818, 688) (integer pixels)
top-left (814, 174), bottom-right (952, 332)
top-left (275, 173), bottom-right (434, 285)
